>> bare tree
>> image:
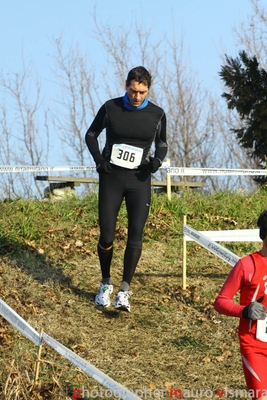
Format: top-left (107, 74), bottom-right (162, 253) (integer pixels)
top-left (50, 36), bottom-right (102, 171)
top-left (234, 0), bottom-right (267, 67)
top-left (2, 1), bottom-right (266, 198)
top-left (214, 0), bottom-right (267, 190)
top-left (49, 1), bottom-right (267, 193)
top-left (0, 62), bottom-right (49, 198)
top-left (86, 10), bottom-right (240, 190)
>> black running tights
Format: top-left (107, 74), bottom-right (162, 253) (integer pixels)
top-left (97, 168), bottom-right (151, 284)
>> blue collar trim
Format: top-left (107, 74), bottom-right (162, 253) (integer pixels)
top-left (123, 92), bottom-right (148, 110)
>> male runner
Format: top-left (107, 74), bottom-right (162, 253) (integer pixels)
top-left (85, 66), bottom-right (168, 312)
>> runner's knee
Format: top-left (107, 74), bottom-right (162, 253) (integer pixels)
top-left (127, 240), bottom-right (142, 249)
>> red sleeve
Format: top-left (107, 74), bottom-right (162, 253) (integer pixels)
top-left (214, 255), bottom-right (254, 318)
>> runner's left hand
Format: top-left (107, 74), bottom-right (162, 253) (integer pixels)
top-left (242, 296), bottom-right (266, 320)
top-left (147, 157), bottom-right (161, 173)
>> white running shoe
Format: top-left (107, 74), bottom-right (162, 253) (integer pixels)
top-left (113, 291), bottom-right (131, 312)
top-left (95, 283), bottom-right (113, 307)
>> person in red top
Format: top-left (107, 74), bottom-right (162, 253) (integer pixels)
top-left (214, 210), bottom-right (267, 400)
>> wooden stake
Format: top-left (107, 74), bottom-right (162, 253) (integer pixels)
top-left (182, 215), bottom-right (187, 289)
top-left (167, 173), bottom-right (171, 200)
top-left (34, 329), bottom-right (44, 385)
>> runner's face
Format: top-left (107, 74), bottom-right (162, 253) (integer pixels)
top-left (126, 80), bottom-right (149, 107)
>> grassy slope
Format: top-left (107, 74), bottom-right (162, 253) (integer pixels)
top-left (0, 188), bottom-right (265, 399)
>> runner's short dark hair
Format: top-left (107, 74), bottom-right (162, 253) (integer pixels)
top-left (126, 66), bottom-right (152, 89)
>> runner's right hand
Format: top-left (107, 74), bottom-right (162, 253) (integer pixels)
top-left (96, 160), bottom-right (112, 174)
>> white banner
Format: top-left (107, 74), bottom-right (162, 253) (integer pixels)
top-left (167, 167), bottom-right (267, 176)
top-left (0, 165), bottom-right (96, 173)
top-left (0, 299), bottom-right (142, 399)
top-left (0, 161), bottom-right (170, 174)
top-left (184, 228), bottom-right (261, 242)
top-left (1, 164), bottom-right (266, 176)
top-left (183, 225), bottom-right (240, 266)
top-left (0, 299), bottom-right (42, 346)
top-left (43, 333), bottom-right (141, 400)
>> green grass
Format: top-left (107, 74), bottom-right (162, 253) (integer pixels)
top-left (0, 188), bottom-right (265, 399)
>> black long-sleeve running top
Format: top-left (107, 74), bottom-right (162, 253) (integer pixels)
top-left (85, 96), bottom-right (168, 168)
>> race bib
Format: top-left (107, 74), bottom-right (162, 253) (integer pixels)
top-left (256, 315), bottom-right (267, 342)
top-left (110, 143), bottom-right (143, 169)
